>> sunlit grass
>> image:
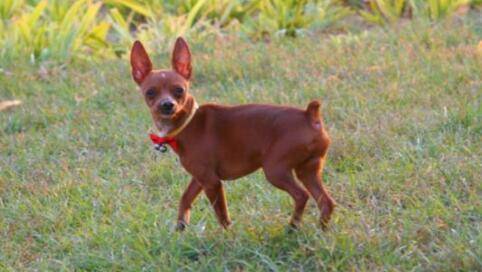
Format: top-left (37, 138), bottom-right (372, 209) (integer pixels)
top-left (1, 15), bottom-right (481, 270)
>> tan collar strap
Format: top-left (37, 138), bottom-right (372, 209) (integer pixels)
top-left (165, 101), bottom-right (199, 138)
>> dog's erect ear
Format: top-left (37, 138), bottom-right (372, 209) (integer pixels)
top-left (130, 41), bottom-right (152, 85)
top-left (171, 37), bottom-right (192, 80)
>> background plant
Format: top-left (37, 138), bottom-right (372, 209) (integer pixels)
top-left (242, 0), bottom-right (351, 39)
top-left (0, 0), bottom-right (111, 61)
top-left (359, 0), bottom-right (474, 25)
top-left (0, 0), bottom-right (479, 61)
top-left (414, 0), bottom-right (471, 20)
top-left (359, 0), bottom-right (410, 25)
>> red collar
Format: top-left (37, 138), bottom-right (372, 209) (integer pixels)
top-left (149, 133), bottom-right (179, 152)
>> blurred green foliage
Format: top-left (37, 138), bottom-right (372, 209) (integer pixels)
top-left (0, 0), bottom-right (479, 61)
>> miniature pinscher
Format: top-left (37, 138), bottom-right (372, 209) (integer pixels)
top-left (130, 37), bottom-right (335, 230)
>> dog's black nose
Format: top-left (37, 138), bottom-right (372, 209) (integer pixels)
top-left (159, 101), bottom-right (174, 114)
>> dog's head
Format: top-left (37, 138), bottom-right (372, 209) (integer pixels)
top-left (130, 38), bottom-right (193, 130)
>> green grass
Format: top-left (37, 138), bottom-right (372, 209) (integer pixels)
top-left (1, 15), bottom-right (481, 271)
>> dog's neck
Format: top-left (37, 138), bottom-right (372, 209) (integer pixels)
top-left (155, 96), bottom-right (198, 138)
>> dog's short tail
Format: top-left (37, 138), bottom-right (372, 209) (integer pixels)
top-left (306, 100), bottom-right (322, 129)
top-left (306, 100), bottom-right (320, 119)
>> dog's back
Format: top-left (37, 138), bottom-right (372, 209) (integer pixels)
top-left (177, 101), bottom-right (329, 181)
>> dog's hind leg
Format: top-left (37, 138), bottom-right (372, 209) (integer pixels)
top-left (295, 157), bottom-right (335, 230)
top-left (263, 165), bottom-right (309, 228)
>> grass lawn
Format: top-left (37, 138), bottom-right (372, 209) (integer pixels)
top-left (1, 15), bottom-right (481, 271)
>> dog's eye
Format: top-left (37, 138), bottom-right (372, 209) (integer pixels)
top-left (146, 88), bottom-right (156, 99)
top-left (173, 87), bottom-right (184, 98)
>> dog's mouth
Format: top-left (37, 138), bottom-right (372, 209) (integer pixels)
top-left (160, 107), bottom-right (182, 119)
top-left (159, 110), bottom-right (175, 117)
top-left (151, 109), bottom-right (180, 131)
top-left (152, 107), bottom-right (178, 119)
top-left (160, 107), bottom-right (176, 117)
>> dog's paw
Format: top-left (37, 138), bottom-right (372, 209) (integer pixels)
top-left (221, 219), bottom-right (232, 230)
top-left (175, 221), bottom-right (187, 232)
top-left (285, 223), bottom-right (299, 234)
top-left (320, 216), bottom-right (332, 231)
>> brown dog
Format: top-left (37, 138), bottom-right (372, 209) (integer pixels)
top-left (130, 38), bottom-right (335, 230)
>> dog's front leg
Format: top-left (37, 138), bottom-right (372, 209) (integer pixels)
top-left (202, 179), bottom-right (232, 229)
top-left (176, 178), bottom-right (203, 231)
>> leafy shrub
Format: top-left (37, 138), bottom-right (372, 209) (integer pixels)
top-left (242, 0), bottom-right (351, 39)
top-left (0, 0), bottom-right (25, 20)
top-left (414, 0), bottom-right (471, 20)
top-left (0, 0), bottom-right (478, 61)
top-left (0, 0), bottom-right (111, 61)
top-left (359, 0), bottom-right (473, 25)
top-left (359, 0), bottom-right (410, 25)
